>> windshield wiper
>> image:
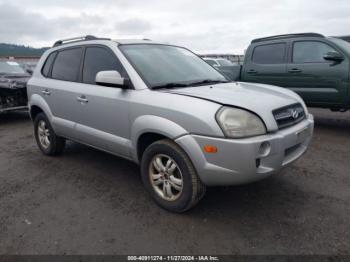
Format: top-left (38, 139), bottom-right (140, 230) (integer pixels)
top-left (189, 79), bottom-right (230, 86)
top-left (151, 79), bottom-right (230, 90)
top-left (151, 82), bottom-right (190, 90)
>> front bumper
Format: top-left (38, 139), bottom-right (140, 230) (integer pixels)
top-left (0, 105), bottom-right (28, 113)
top-left (175, 114), bottom-right (314, 186)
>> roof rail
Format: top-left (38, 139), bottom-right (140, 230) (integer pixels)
top-left (52, 35), bottom-right (111, 47)
top-left (251, 33), bottom-right (325, 43)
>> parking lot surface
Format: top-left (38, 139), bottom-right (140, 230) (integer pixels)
top-left (0, 109), bottom-right (349, 255)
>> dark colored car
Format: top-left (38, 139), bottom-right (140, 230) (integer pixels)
top-left (19, 61), bottom-right (38, 75)
top-left (0, 61), bottom-right (30, 113)
top-left (337, 35), bottom-right (350, 43)
top-left (203, 57), bottom-right (240, 81)
top-left (225, 33), bottom-right (350, 111)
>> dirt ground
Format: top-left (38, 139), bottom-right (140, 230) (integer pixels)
top-left (0, 108), bottom-right (349, 255)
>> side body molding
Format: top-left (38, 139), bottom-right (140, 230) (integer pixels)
top-left (130, 115), bottom-right (189, 163)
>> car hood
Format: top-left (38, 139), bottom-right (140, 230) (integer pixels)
top-left (162, 81), bottom-right (305, 131)
top-left (0, 74), bottom-right (30, 89)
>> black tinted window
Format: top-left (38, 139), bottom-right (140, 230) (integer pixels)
top-left (52, 48), bottom-right (83, 81)
top-left (293, 41), bottom-right (336, 63)
top-left (252, 43), bottom-right (286, 64)
top-left (205, 59), bottom-right (218, 66)
top-left (42, 52), bottom-right (56, 77)
top-left (83, 47), bottom-right (122, 84)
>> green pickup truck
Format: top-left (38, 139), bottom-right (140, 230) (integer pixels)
top-left (228, 33), bottom-right (350, 111)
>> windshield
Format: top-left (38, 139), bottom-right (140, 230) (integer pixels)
top-left (329, 38), bottom-right (350, 53)
top-left (217, 59), bottom-right (233, 66)
top-left (0, 61), bottom-right (26, 74)
top-left (119, 44), bottom-right (227, 88)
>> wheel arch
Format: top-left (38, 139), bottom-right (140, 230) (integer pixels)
top-left (29, 94), bottom-right (53, 122)
top-left (131, 115), bottom-right (188, 163)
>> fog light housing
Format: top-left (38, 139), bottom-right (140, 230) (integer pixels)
top-left (259, 141), bottom-right (271, 157)
top-left (256, 158), bottom-right (261, 168)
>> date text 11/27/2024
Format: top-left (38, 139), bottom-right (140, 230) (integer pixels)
top-left (127, 255), bottom-right (220, 261)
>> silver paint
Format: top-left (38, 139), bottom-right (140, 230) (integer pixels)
top-left (27, 39), bottom-right (314, 186)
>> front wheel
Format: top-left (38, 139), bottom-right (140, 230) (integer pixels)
top-left (34, 112), bottom-right (66, 156)
top-left (141, 139), bottom-right (206, 213)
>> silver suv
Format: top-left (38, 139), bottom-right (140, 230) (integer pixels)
top-left (27, 36), bottom-right (314, 212)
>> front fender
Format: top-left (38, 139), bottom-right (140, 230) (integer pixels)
top-left (130, 115), bottom-right (188, 162)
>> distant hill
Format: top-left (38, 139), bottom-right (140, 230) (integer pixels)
top-left (0, 43), bottom-right (49, 57)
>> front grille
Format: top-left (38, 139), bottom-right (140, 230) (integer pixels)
top-left (273, 103), bottom-right (305, 129)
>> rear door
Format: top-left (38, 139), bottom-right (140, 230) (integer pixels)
top-left (284, 40), bottom-right (349, 106)
top-left (242, 42), bottom-right (288, 86)
top-left (42, 47), bottom-right (84, 139)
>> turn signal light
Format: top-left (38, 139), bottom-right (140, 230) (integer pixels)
top-left (204, 145), bottom-right (218, 153)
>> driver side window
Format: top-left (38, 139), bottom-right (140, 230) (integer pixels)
top-left (82, 46), bottom-right (124, 84)
top-left (293, 41), bottom-right (337, 63)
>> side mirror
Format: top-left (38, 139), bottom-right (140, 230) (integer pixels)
top-left (95, 70), bottom-right (129, 88)
top-left (323, 51), bottom-right (344, 62)
top-left (26, 69), bottom-right (33, 75)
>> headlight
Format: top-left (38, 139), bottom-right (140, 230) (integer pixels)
top-left (216, 107), bottom-right (266, 138)
top-left (0, 79), bottom-right (12, 88)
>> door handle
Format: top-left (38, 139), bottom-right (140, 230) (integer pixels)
top-left (288, 68), bottom-right (302, 73)
top-left (247, 69), bottom-right (258, 74)
top-left (41, 89), bottom-right (51, 96)
top-left (77, 95), bottom-right (88, 103)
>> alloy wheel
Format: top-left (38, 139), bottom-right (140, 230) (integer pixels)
top-left (37, 120), bottom-right (51, 149)
top-left (149, 154), bottom-right (183, 201)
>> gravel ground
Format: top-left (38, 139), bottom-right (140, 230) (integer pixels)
top-left (0, 108), bottom-right (349, 255)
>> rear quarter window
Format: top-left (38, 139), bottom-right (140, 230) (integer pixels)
top-left (252, 43), bottom-right (286, 64)
top-left (41, 52), bottom-right (57, 77)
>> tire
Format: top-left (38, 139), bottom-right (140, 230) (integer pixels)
top-left (141, 139), bottom-right (206, 213)
top-left (34, 112), bottom-right (66, 156)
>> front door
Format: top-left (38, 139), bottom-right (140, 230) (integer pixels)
top-left (284, 40), bottom-right (349, 106)
top-left (74, 46), bottom-right (131, 158)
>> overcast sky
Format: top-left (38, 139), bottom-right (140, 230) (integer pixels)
top-left (0, 0), bottom-right (349, 54)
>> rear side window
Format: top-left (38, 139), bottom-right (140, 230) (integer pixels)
top-left (82, 47), bottom-right (123, 84)
top-left (293, 41), bottom-right (336, 63)
top-left (41, 52), bottom-right (57, 77)
top-left (205, 59), bottom-right (218, 66)
top-left (252, 43), bottom-right (286, 64)
top-left (51, 48), bottom-right (83, 81)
